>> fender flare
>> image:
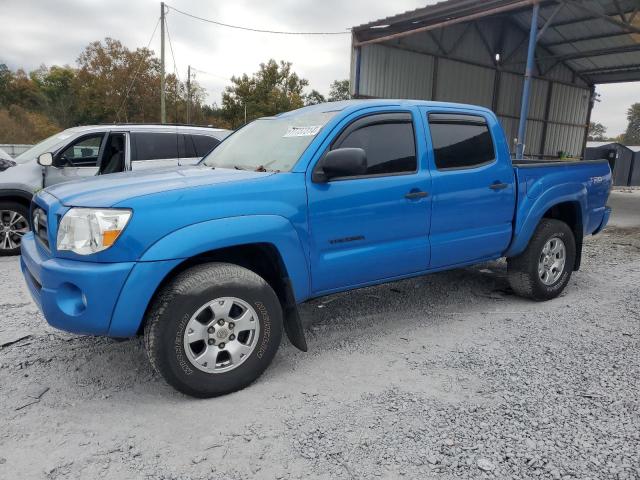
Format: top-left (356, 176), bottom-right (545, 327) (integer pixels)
top-left (133, 215), bottom-right (311, 350)
top-left (505, 182), bottom-right (586, 258)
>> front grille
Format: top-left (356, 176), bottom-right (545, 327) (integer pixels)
top-left (32, 207), bottom-right (49, 249)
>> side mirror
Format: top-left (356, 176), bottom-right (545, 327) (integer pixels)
top-left (315, 148), bottom-right (367, 182)
top-left (37, 152), bottom-right (53, 167)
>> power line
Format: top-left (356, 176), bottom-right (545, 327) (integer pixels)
top-left (166, 4), bottom-right (351, 35)
top-left (190, 67), bottom-right (230, 83)
top-left (116, 17), bottom-right (161, 122)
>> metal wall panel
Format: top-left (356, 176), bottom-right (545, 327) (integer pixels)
top-left (497, 73), bottom-right (523, 117)
top-left (498, 116), bottom-right (519, 152)
top-left (548, 83), bottom-right (589, 124)
top-left (359, 45), bottom-right (434, 99)
top-left (354, 32), bottom-right (591, 159)
top-left (630, 155), bottom-right (640, 187)
top-left (496, 117), bottom-right (542, 156)
top-left (447, 23), bottom-right (495, 65)
top-left (497, 74), bottom-right (547, 120)
top-left (435, 59), bottom-right (495, 108)
top-left (544, 124), bottom-right (587, 158)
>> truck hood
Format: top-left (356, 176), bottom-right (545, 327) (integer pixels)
top-left (44, 166), bottom-right (273, 207)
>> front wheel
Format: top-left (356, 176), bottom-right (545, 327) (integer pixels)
top-left (144, 263), bottom-right (283, 397)
top-left (507, 219), bottom-right (576, 301)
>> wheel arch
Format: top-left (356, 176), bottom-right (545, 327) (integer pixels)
top-left (506, 183), bottom-right (587, 270)
top-left (541, 201), bottom-right (583, 270)
top-left (109, 215), bottom-right (310, 351)
top-left (0, 189), bottom-right (33, 210)
top-left (135, 242), bottom-right (308, 351)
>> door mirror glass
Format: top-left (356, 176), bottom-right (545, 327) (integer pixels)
top-left (37, 152), bottom-right (53, 166)
top-left (316, 148), bottom-right (367, 182)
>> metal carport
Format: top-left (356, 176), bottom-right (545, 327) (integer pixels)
top-left (350, 0), bottom-right (640, 160)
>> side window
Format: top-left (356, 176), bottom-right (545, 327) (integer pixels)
top-left (192, 135), bottom-right (220, 157)
top-left (180, 134), bottom-right (197, 158)
top-left (428, 114), bottom-right (495, 170)
top-left (58, 133), bottom-right (104, 167)
top-left (132, 132), bottom-right (179, 161)
top-left (333, 113), bottom-right (417, 176)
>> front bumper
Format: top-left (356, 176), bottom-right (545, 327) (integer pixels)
top-left (20, 232), bottom-right (135, 335)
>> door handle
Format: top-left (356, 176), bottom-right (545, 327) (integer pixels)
top-left (489, 182), bottom-right (509, 191)
top-left (405, 190), bottom-right (429, 200)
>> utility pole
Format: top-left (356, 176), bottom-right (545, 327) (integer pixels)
top-left (186, 65), bottom-right (191, 124)
top-left (160, 2), bottom-right (166, 124)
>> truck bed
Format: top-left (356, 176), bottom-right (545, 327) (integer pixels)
top-left (510, 158), bottom-right (612, 253)
top-left (512, 158), bottom-right (609, 169)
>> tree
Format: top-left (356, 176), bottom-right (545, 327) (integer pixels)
top-left (304, 89), bottom-right (326, 106)
top-left (31, 65), bottom-right (78, 127)
top-left (221, 60), bottom-right (309, 128)
top-left (587, 122), bottom-right (607, 141)
top-left (328, 79), bottom-right (351, 102)
top-left (75, 38), bottom-right (162, 124)
top-left (623, 103), bottom-right (640, 145)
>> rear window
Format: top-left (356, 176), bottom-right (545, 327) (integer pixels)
top-left (132, 132), bottom-right (179, 161)
top-left (428, 114), bottom-right (495, 170)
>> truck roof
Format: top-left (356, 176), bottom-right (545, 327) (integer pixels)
top-left (277, 99), bottom-right (495, 118)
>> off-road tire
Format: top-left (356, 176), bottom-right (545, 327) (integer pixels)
top-left (507, 219), bottom-right (576, 301)
top-left (144, 262), bottom-right (283, 398)
top-left (0, 201), bottom-right (30, 257)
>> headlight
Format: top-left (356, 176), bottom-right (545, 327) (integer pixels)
top-left (57, 208), bottom-right (132, 255)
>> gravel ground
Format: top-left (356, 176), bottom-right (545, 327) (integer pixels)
top-left (0, 192), bottom-right (638, 480)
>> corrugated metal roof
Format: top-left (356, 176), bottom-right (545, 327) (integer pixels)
top-left (353, 0), bottom-right (640, 85)
top-left (586, 141), bottom-right (640, 151)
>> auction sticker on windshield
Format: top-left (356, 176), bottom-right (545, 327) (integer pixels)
top-left (283, 125), bottom-right (322, 137)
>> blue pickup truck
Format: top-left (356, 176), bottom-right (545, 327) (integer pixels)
top-left (20, 100), bottom-right (612, 397)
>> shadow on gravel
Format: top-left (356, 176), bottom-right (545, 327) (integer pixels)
top-left (3, 259), bottom-right (516, 403)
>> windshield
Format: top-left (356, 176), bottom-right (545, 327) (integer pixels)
top-left (14, 129), bottom-right (75, 163)
top-left (202, 111), bottom-right (337, 171)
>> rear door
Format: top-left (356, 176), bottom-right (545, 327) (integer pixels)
top-left (130, 131), bottom-right (180, 171)
top-left (421, 108), bottom-right (515, 268)
top-left (306, 109), bottom-right (432, 294)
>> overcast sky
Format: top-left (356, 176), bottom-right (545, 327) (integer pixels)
top-left (0, 0), bottom-right (637, 136)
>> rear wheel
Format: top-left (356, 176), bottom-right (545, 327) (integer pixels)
top-left (144, 262), bottom-right (283, 398)
top-left (507, 219), bottom-right (576, 301)
top-left (0, 202), bottom-right (30, 256)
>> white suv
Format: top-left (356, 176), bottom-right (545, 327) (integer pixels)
top-left (0, 124), bottom-right (230, 255)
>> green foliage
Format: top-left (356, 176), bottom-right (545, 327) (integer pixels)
top-left (304, 89), bottom-right (326, 106)
top-left (328, 79), bottom-right (351, 102)
top-left (221, 60), bottom-right (309, 128)
top-left (587, 122), bottom-right (607, 142)
top-left (0, 38), bottom-right (345, 142)
top-left (623, 103), bottom-right (640, 145)
top-left (0, 38), bottom-right (208, 143)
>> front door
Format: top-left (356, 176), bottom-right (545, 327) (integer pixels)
top-left (44, 132), bottom-right (104, 187)
top-left (307, 110), bottom-right (432, 295)
top-left (421, 109), bottom-right (516, 268)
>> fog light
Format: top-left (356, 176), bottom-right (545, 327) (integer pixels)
top-left (57, 282), bottom-right (87, 316)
